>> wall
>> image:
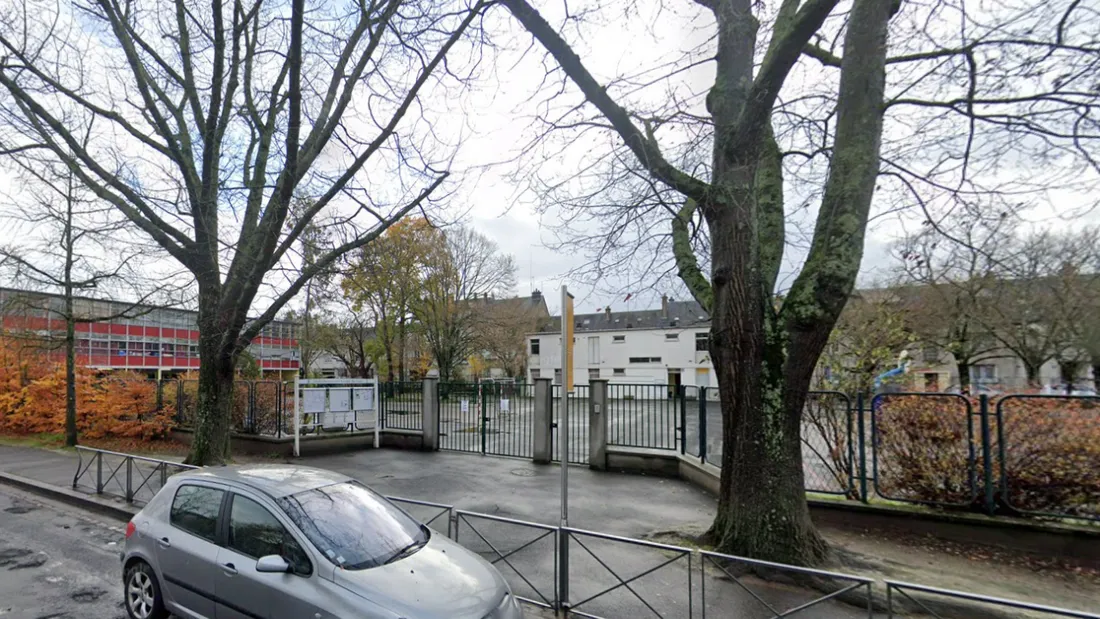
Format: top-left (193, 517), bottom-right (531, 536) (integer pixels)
top-left (527, 326), bottom-right (714, 388)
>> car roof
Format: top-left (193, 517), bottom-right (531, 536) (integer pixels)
top-left (174, 464), bottom-right (353, 499)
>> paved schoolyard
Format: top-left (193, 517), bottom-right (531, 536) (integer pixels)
top-left (0, 443), bottom-right (880, 618)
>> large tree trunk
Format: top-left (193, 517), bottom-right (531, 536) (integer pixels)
top-left (707, 210), bottom-right (829, 566)
top-left (186, 353), bottom-right (235, 465)
top-left (185, 291), bottom-right (238, 465)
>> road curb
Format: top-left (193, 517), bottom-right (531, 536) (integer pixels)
top-left (0, 472), bottom-right (136, 522)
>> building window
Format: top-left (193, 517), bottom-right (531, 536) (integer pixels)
top-left (587, 336), bottom-right (599, 362)
top-left (665, 333), bottom-right (678, 341)
top-left (612, 335), bottom-right (625, 343)
top-left (970, 364), bottom-right (996, 384)
top-left (613, 368), bottom-right (625, 376)
top-left (554, 369), bottom-right (562, 384)
top-left (530, 339), bottom-right (540, 355)
top-left (629, 357), bottom-right (661, 364)
top-left (588, 368), bottom-right (600, 380)
top-left (695, 332), bottom-right (709, 352)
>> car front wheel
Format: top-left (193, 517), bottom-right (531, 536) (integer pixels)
top-left (124, 561), bottom-right (168, 619)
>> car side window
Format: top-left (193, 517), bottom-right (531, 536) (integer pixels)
top-left (229, 495), bottom-right (312, 576)
top-left (170, 485), bottom-right (224, 543)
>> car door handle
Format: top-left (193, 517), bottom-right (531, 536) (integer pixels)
top-left (157, 537), bottom-right (171, 549)
top-left (220, 562), bottom-right (237, 575)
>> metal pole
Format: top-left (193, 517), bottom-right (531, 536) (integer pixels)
top-left (698, 387), bottom-right (707, 462)
top-left (979, 394), bottom-right (994, 515)
top-left (559, 285), bottom-right (569, 611)
top-left (373, 377), bottom-right (380, 449)
top-left (857, 392), bottom-right (868, 503)
top-left (293, 375), bottom-right (301, 457)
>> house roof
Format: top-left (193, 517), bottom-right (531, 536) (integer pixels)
top-left (533, 299), bottom-right (710, 334)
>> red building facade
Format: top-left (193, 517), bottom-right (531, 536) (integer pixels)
top-left (0, 287), bottom-right (300, 376)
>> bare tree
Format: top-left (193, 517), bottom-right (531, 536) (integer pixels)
top-left (499, 0), bottom-right (1100, 565)
top-left (315, 298), bottom-right (379, 379)
top-left (473, 298), bottom-right (545, 378)
top-left (414, 225), bottom-right (517, 381)
top-left (894, 214), bottom-right (1012, 392)
top-left (0, 150), bottom-right (181, 446)
top-left (0, 0), bottom-right (489, 464)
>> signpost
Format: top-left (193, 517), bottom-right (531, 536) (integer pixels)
top-left (559, 285), bottom-right (574, 610)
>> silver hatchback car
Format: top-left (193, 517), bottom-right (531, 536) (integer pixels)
top-left (121, 464), bottom-right (524, 619)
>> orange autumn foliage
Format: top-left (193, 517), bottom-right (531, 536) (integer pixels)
top-left (0, 336), bottom-right (171, 440)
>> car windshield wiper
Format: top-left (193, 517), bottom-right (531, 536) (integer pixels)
top-left (382, 538), bottom-right (425, 565)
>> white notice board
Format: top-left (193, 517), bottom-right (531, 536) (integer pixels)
top-left (302, 388), bottom-right (327, 414)
top-left (500, 398), bottom-right (510, 412)
top-left (329, 388), bottom-right (351, 412)
top-left (353, 387), bottom-right (375, 411)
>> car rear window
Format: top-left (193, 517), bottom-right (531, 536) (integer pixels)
top-left (170, 485), bottom-right (224, 542)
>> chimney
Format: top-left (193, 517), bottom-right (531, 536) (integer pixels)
top-left (531, 289), bottom-right (542, 304)
top-left (661, 294), bottom-right (669, 317)
top-left (605, 307), bottom-right (611, 320)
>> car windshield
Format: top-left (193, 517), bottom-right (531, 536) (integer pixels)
top-left (277, 481), bottom-right (427, 570)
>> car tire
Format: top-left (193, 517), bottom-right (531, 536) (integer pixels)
top-left (124, 561), bottom-right (168, 619)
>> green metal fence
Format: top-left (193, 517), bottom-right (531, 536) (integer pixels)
top-left (381, 381), bottom-right (423, 431)
top-left (439, 381), bottom-right (535, 459)
top-left (606, 383), bottom-right (681, 451)
top-left (552, 384), bottom-right (589, 465)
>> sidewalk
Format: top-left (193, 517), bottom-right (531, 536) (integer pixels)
top-left (1, 443), bottom-right (1098, 618)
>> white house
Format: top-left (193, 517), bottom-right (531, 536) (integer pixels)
top-left (526, 296), bottom-right (715, 389)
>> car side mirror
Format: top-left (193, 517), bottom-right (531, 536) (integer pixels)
top-left (256, 555), bottom-right (291, 573)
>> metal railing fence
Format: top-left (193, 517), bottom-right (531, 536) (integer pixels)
top-left (72, 446), bottom-right (198, 504)
top-left (885, 580), bottom-right (1100, 618)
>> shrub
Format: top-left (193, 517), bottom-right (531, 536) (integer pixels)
top-left (998, 396), bottom-right (1100, 518)
top-left (874, 394), bottom-right (978, 506)
top-left (874, 393), bottom-right (1100, 519)
top-left (0, 348), bottom-right (172, 441)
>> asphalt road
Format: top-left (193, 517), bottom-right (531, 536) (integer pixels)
top-left (0, 484), bottom-right (128, 619)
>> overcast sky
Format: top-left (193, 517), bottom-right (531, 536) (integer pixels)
top-left (2, 1), bottom-right (1097, 318)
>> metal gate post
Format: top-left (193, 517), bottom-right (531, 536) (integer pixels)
top-left (698, 387), bottom-right (707, 463)
top-left (125, 458), bottom-right (133, 502)
top-left (979, 394), bottom-right (995, 515)
top-left (679, 385), bottom-right (687, 454)
top-left (480, 383), bottom-right (487, 455)
top-left (857, 392), bottom-right (868, 503)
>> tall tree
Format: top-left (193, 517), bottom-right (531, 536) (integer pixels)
top-left (0, 149), bottom-right (178, 446)
top-left (0, 0), bottom-right (488, 464)
top-left (414, 225), bottom-right (516, 381)
top-left (343, 217), bottom-right (438, 382)
top-left (894, 215), bottom-right (1010, 392)
top-left (500, 0), bottom-right (1100, 565)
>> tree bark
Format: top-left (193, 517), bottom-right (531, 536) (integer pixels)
top-left (957, 359), bottom-right (971, 394)
top-left (184, 290), bottom-right (238, 465)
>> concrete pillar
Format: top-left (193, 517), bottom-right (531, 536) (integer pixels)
top-left (421, 378), bottom-right (440, 450)
top-left (533, 378), bottom-right (553, 464)
top-left (589, 379), bottom-right (608, 470)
